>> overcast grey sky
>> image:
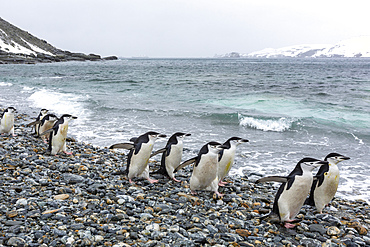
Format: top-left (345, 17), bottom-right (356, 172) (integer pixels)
top-left (1, 0), bottom-right (369, 58)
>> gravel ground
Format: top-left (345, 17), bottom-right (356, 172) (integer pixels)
top-left (0, 112), bottom-right (369, 247)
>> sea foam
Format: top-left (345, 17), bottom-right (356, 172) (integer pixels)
top-left (239, 114), bottom-right (294, 132)
top-left (0, 82), bottom-right (13, 87)
top-left (28, 89), bottom-right (89, 118)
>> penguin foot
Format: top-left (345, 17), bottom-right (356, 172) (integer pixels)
top-left (147, 178), bottom-right (159, 184)
top-left (283, 222), bottom-right (296, 228)
top-left (191, 190), bottom-right (197, 195)
top-left (172, 177), bottom-right (181, 182)
top-left (218, 180), bottom-right (228, 186)
top-left (129, 178), bottom-right (135, 184)
top-left (215, 191), bottom-right (224, 197)
top-left (64, 151), bottom-right (73, 155)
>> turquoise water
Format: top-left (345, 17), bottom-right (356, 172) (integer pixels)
top-left (1, 58), bottom-right (369, 200)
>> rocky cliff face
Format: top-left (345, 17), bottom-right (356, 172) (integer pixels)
top-left (0, 17), bottom-right (117, 64)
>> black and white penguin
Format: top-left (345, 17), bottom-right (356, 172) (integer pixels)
top-left (151, 132), bottom-right (191, 182)
top-left (176, 142), bottom-right (226, 197)
top-left (305, 153), bottom-right (350, 213)
top-left (38, 114), bottom-right (58, 143)
top-left (110, 131), bottom-right (166, 184)
top-left (41, 114), bottom-right (77, 155)
top-left (0, 107), bottom-right (16, 136)
top-left (256, 158), bottom-right (327, 228)
top-left (218, 137), bottom-right (249, 186)
top-left (32, 109), bottom-right (49, 136)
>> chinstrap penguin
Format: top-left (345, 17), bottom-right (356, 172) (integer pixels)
top-left (41, 114), bottom-right (77, 155)
top-left (218, 137), bottom-right (248, 186)
top-left (305, 153), bottom-right (350, 213)
top-left (27, 109), bottom-right (48, 136)
top-left (151, 132), bottom-right (191, 182)
top-left (256, 157), bottom-right (327, 228)
top-left (110, 131), bottom-right (166, 184)
top-left (38, 114), bottom-right (58, 143)
top-left (0, 107), bottom-right (17, 136)
top-left (176, 142), bottom-right (226, 197)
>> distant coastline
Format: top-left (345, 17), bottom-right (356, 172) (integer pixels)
top-left (216, 36), bottom-right (370, 59)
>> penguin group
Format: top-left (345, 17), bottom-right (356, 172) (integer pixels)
top-left (256, 153), bottom-right (350, 228)
top-left (24, 108), bottom-right (77, 155)
top-left (1, 106), bottom-right (352, 229)
top-left (109, 133), bottom-right (248, 198)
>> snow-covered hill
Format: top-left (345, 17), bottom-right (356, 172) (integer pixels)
top-left (218, 36), bottom-right (370, 58)
top-left (0, 17), bottom-right (116, 64)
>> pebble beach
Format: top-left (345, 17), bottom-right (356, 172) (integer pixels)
top-left (0, 112), bottom-right (369, 247)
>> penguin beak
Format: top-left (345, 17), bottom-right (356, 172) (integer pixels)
top-left (158, 134), bottom-right (167, 138)
top-left (240, 139), bottom-right (249, 143)
top-left (185, 133), bottom-right (191, 137)
top-left (340, 156), bottom-right (350, 161)
top-left (72, 116), bottom-right (78, 119)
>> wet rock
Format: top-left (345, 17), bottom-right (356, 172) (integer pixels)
top-left (7, 237), bottom-right (26, 246)
top-left (309, 224), bottom-right (327, 235)
top-left (327, 226), bottom-right (341, 236)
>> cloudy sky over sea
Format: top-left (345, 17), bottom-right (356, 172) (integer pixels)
top-left (1, 0), bottom-right (370, 57)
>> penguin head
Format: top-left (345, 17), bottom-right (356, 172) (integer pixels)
top-left (173, 132), bottom-right (191, 140)
top-left (5, 107), bottom-right (16, 114)
top-left (60, 114), bottom-right (77, 123)
top-left (207, 141), bottom-right (224, 154)
top-left (224, 137), bottom-right (249, 148)
top-left (146, 131), bottom-right (167, 141)
top-left (298, 157), bottom-right (328, 172)
top-left (325, 153), bottom-right (350, 165)
top-left (40, 109), bottom-right (49, 115)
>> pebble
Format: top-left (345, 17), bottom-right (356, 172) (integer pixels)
top-left (0, 112), bottom-right (369, 246)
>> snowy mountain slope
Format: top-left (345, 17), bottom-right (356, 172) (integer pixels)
top-left (0, 17), bottom-right (61, 56)
top-left (0, 17), bottom-right (117, 64)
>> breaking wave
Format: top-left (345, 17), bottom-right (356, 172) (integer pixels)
top-left (28, 89), bottom-right (90, 118)
top-left (238, 114), bottom-right (296, 132)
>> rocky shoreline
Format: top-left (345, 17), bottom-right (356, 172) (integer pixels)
top-left (0, 112), bottom-right (369, 247)
top-left (0, 50), bottom-right (118, 64)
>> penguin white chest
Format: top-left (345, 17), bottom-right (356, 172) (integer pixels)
top-left (0, 113), bottom-right (14, 133)
top-left (52, 124), bottom-right (68, 152)
top-left (315, 165), bottom-right (340, 206)
top-left (130, 142), bottom-right (154, 176)
top-left (218, 149), bottom-right (236, 178)
top-left (166, 144), bottom-right (183, 167)
top-left (278, 174), bottom-right (313, 221)
top-left (191, 154), bottom-right (218, 189)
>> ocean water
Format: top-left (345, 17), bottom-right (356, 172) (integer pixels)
top-left (1, 58), bottom-right (369, 201)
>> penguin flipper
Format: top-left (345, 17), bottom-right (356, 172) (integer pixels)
top-left (129, 137), bottom-right (138, 143)
top-left (39, 129), bottom-right (54, 136)
top-left (109, 143), bottom-right (135, 150)
top-left (255, 176), bottom-right (288, 184)
top-left (174, 157), bottom-right (197, 173)
top-left (27, 120), bottom-right (41, 127)
top-left (150, 148), bottom-right (167, 158)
